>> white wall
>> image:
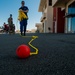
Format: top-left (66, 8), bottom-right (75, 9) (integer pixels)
top-left (39, 0), bottom-right (57, 33)
top-left (45, 0), bottom-right (53, 33)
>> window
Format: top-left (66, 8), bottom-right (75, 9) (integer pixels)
top-left (49, 0), bottom-right (52, 6)
top-left (68, 1), bottom-right (75, 14)
top-left (67, 1), bottom-right (75, 32)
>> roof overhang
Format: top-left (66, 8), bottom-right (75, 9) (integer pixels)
top-left (53, 0), bottom-right (71, 7)
top-left (41, 17), bottom-right (46, 22)
top-left (65, 13), bottom-right (75, 18)
top-left (38, 0), bottom-right (46, 12)
top-left (40, 13), bottom-right (46, 22)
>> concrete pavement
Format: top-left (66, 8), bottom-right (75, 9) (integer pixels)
top-left (0, 33), bottom-right (75, 75)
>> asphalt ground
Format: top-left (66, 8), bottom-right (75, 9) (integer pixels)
top-left (0, 33), bottom-right (75, 75)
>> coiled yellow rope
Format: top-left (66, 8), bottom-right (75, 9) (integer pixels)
top-left (29, 36), bottom-right (38, 55)
top-left (18, 10), bottom-right (38, 55)
top-left (18, 10), bottom-right (28, 21)
top-left (20, 35), bottom-right (38, 55)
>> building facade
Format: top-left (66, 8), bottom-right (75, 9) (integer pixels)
top-left (53, 0), bottom-right (75, 33)
top-left (38, 0), bottom-right (66, 33)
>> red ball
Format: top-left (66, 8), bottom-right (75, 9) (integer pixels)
top-left (16, 45), bottom-right (30, 58)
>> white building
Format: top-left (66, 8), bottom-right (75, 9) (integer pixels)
top-left (35, 23), bottom-right (43, 33)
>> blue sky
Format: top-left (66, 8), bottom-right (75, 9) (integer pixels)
top-left (0, 0), bottom-right (42, 30)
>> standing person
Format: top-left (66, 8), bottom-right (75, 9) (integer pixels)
top-left (8, 14), bottom-right (13, 33)
top-left (19, 0), bottom-right (29, 36)
top-left (3, 22), bottom-right (7, 33)
top-left (3, 22), bottom-right (9, 33)
top-left (3, 22), bottom-right (6, 30)
top-left (8, 14), bottom-right (13, 26)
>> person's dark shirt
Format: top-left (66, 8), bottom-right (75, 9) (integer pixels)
top-left (19, 6), bottom-right (29, 19)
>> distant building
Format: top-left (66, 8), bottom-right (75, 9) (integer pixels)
top-left (0, 28), bottom-right (3, 33)
top-left (53, 0), bottom-right (75, 33)
top-left (31, 29), bottom-right (36, 33)
top-left (35, 23), bottom-right (43, 33)
top-left (15, 30), bottom-right (20, 33)
top-left (26, 30), bottom-right (31, 33)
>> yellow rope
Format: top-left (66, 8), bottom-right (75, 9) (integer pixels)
top-left (20, 34), bottom-right (38, 55)
top-left (29, 36), bottom-right (38, 55)
top-left (18, 10), bottom-right (38, 55)
top-left (18, 10), bottom-right (28, 21)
